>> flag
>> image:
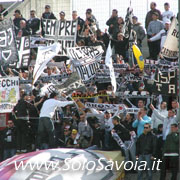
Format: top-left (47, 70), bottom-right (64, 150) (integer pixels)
top-left (161, 18), bottom-right (179, 59)
top-left (105, 42), bottom-right (117, 93)
top-left (32, 43), bottom-right (60, 84)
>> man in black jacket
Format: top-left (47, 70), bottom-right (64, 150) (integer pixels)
top-left (2, 120), bottom-right (16, 160)
top-left (160, 123), bottom-right (179, 180)
top-left (42, 5), bottom-right (56, 19)
top-left (13, 91), bottom-right (35, 153)
top-left (27, 10), bottom-right (40, 35)
top-left (106, 9), bottom-right (118, 38)
top-left (13, 10), bottom-right (26, 35)
top-left (136, 123), bottom-right (157, 180)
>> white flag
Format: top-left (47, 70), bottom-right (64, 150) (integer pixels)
top-left (33, 43), bottom-right (60, 84)
top-left (105, 42), bottom-right (117, 93)
top-left (161, 18), bottom-right (179, 59)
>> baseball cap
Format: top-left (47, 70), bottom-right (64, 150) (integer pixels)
top-left (132, 16), bottom-right (138, 20)
top-left (86, 8), bottom-right (92, 14)
top-left (105, 110), bottom-right (111, 114)
top-left (60, 11), bottom-right (65, 16)
top-left (113, 116), bottom-right (121, 122)
top-left (45, 5), bottom-right (50, 9)
top-left (152, 12), bottom-right (159, 16)
top-left (165, 19), bottom-right (171, 24)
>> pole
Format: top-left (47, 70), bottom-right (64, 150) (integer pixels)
top-left (178, 1), bottom-right (180, 174)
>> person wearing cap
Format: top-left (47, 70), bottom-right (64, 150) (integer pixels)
top-left (42, 5), bottom-right (56, 19)
top-left (150, 104), bottom-right (178, 140)
top-left (162, 2), bottom-right (174, 25)
top-left (85, 8), bottom-right (99, 30)
top-left (59, 11), bottom-right (66, 21)
top-left (148, 19), bottom-right (170, 50)
top-left (37, 92), bottom-right (74, 150)
top-left (145, 2), bottom-right (162, 30)
top-left (132, 16), bottom-right (145, 50)
top-left (147, 11), bottom-right (164, 60)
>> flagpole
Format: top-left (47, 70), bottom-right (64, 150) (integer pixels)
top-left (178, 1), bottom-right (180, 173)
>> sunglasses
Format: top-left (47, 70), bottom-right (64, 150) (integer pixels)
top-left (144, 127), bottom-right (149, 129)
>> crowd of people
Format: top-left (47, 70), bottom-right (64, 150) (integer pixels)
top-left (0, 1), bottom-right (179, 180)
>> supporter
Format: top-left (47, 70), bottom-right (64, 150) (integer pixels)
top-left (136, 123), bottom-right (157, 180)
top-left (132, 16), bottom-right (145, 49)
top-left (171, 99), bottom-right (179, 113)
top-left (16, 20), bottom-right (31, 37)
top-left (148, 19), bottom-right (171, 50)
top-left (59, 11), bottom-right (66, 21)
top-left (13, 10), bottom-right (26, 35)
top-left (137, 99), bottom-right (145, 108)
top-left (27, 10), bottom-right (40, 35)
top-left (121, 113), bottom-right (136, 132)
top-left (147, 12), bottom-right (164, 60)
top-left (96, 29), bottom-right (109, 49)
top-left (111, 32), bottom-right (129, 61)
top-left (106, 9), bottom-right (118, 37)
top-left (13, 91), bottom-right (35, 153)
top-left (72, 10), bottom-right (84, 27)
top-left (160, 123), bottom-right (179, 180)
top-left (87, 116), bottom-right (104, 149)
top-left (150, 104), bottom-right (178, 140)
top-left (37, 92), bottom-right (74, 150)
top-left (0, 4), bottom-right (8, 16)
top-left (67, 129), bottom-right (89, 148)
top-left (162, 2), bottom-right (174, 25)
top-left (151, 101), bottom-right (168, 130)
top-left (145, 2), bottom-right (162, 30)
top-left (2, 120), bottom-right (16, 160)
top-left (78, 113), bottom-right (93, 147)
top-left (88, 34), bottom-right (106, 55)
top-left (42, 5), bottom-right (56, 19)
top-left (132, 107), bottom-right (151, 137)
top-left (85, 8), bottom-right (99, 30)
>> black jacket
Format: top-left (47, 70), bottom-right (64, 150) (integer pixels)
top-left (13, 99), bottom-right (34, 118)
top-left (42, 12), bottom-right (56, 19)
top-left (136, 131), bottom-right (157, 157)
top-left (106, 16), bottom-right (118, 35)
top-left (27, 18), bottom-right (40, 35)
top-left (1, 127), bottom-right (16, 149)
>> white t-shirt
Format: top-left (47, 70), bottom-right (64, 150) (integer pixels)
top-left (162, 10), bottom-right (174, 24)
top-left (40, 98), bottom-right (74, 118)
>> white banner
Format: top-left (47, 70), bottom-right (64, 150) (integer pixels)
top-left (0, 77), bottom-right (19, 113)
top-left (41, 19), bottom-right (77, 56)
top-left (67, 46), bottom-right (104, 65)
top-left (161, 18), bottom-right (179, 59)
top-left (105, 42), bottom-right (117, 93)
top-left (33, 43), bottom-right (60, 84)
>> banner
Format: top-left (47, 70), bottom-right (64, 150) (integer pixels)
top-left (33, 43), bottom-right (60, 84)
top-left (0, 19), bottom-right (18, 65)
top-left (152, 70), bottom-right (177, 95)
top-left (75, 62), bottom-right (100, 82)
top-left (9, 36), bottom-right (30, 68)
top-left (0, 76), bottom-right (19, 113)
top-left (105, 42), bottom-right (117, 93)
top-left (67, 46), bottom-right (103, 65)
top-left (161, 18), bottom-right (179, 59)
top-left (85, 102), bottom-right (125, 111)
top-left (41, 19), bottom-right (77, 56)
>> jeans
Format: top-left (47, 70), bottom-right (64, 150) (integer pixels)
top-left (3, 148), bottom-right (16, 160)
top-left (137, 154), bottom-right (152, 180)
top-left (124, 140), bottom-right (136, 166)
top-left (37, 117), bottom-right (55, 149)
top-left (104, 130), bottom-right (110, 149)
